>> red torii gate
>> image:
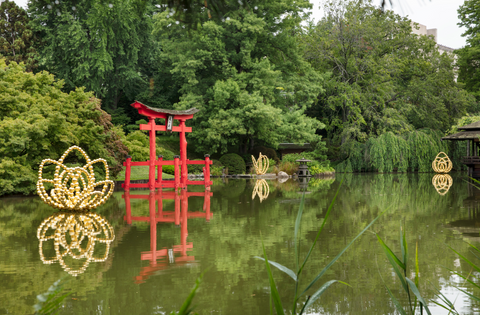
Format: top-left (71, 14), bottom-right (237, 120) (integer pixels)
top-left (122, 101), bottom-right (212, 190)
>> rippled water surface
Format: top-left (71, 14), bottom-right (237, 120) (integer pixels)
top-left (2, 173), bottom-right (480, 314)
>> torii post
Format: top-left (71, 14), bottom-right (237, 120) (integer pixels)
top-left (123, 101), bottom-right (211, 191)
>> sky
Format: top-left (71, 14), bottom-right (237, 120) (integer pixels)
top-left (11, 0), bottom-right (467, 49)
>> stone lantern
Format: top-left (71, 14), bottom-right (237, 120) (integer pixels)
top-left (296, 158), bottom-right (311, 177)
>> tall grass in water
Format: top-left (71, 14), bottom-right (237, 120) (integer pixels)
top-left (256, 182), bottom-right (383, 314)
top-left (375, 227), bottom-right (434, 315)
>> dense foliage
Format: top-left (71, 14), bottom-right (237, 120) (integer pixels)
top-left (2, 0), bottom-right (480, 195)
top-left (335, 130), bottom-right (450, 173)
top-left (137, 0), bottom-right (326, 156)
top-left (28, 0), bottom-right (157, 111)
top-left (0, 0), bottom-right (38, 71)
top-left (303, 0), bottom-right (477, 162)
top-left (457, 0), bottom-right (480, 101)
top-left (219, 153), bottom-right (246, 175)
top-left (0, 59), bottom-right (127, 196)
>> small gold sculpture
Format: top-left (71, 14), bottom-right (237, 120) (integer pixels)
top-left (252, 152), bottom-right (269, 175)
top-left (432, 174), bottom-right (453, 196)
top-left (37, 212), bottom-right (115, 276)
top-left (252, 179), bottom-right (270, 203)
top-left (432, 152), bottom-right (453, 173)
top-left (37, 146), bottom-right (114, 210)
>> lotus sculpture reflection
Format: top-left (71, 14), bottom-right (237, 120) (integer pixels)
top-left (37, 212), bottom-right (115, 276)
top-left (37, 146), bottom-right (114, 211)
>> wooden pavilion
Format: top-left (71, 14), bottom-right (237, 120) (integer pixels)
top-left (442, 120), bottom-right (480, 177)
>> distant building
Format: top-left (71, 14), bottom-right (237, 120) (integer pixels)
top-left (411, 22), bottom-right (456, 54)
top-left (411, 22), bottom-right (457, 80)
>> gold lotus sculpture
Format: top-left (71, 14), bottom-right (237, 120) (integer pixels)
top-left (37, 146), bottom-right (114, 210)
top-left (37, 212), bottom-right (115, 276)
top-left (432, 152), bottom-right (453, 173)
top-left (252, 179), bottom-right (270, 203)
top-left (252, 152), bottom-right (269, 175)
top-left (432, 174), bottom-right (453, 196)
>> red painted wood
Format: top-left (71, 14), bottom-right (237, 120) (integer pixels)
top-left (204, 155), bottom-right (211, 187)
top-left (174, 157), bottom-right (180, 190)
top-left (140, 124), bottom-right (192, 133)
top-left (179, 120), bottom-right (188, 188)
top-left (149, 118), bottom-right (156, 191)
top-left (124, 156), bottom-right (132, 190)
top-left (129, 161), bottom-right (149, 166)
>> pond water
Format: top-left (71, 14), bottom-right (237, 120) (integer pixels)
top-left (2, 173), bottom-right (480, 314)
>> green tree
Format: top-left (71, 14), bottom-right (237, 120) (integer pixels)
top-left (139, 0), bottom-right (326, 156)
top-left (457, 0), bottom-right (480, 100)
top-left (304, 0), bottom-right (476, 161)
top-left (0, 0), bottom-right (38, 72)
top-left (0, 59), bottom-right (127, 196)
top-left (27, 0), bottom-right (157, 112)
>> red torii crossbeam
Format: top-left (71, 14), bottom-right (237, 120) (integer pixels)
top-left (122, 101), bottom-right (212, 190)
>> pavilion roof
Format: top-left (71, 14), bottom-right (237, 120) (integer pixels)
top-left (278, 143), bottom-right (311, 150)
top-left (442, 130), bottom-right (480, 141)
top-left (458, 120), bottom-right (480, 131)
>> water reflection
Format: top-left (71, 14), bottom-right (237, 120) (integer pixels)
top-left (252, 179), bottom-right (270, 202)
top-left (37, 212), bottom-right (115, 276)
top-left (432, 174), bottom-right (453, 195)
top-left (123, 189), bottom-right (212, 283)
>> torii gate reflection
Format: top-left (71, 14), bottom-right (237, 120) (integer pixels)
top-left (123, 189), bottom-right (212, 283)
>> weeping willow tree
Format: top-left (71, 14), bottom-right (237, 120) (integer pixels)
top-left (336, 129), bottom-right (453, 173)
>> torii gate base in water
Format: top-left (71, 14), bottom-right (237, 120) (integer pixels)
top-left (122, 101), bottom-right (212, 191)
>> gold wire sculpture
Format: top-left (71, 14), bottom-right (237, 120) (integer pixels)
top-left (37, 146), bottom-right (114, 211)
top-left (37, 212), bottom-right (115, 276)
top-left (432, 152), bottom-right (453, 173)
top-left (252, 152), bottom-right (269, 175)
top-left (252, 179), bottom-right (270, 203)
top-left (432, 174), bottom-right (453, 196)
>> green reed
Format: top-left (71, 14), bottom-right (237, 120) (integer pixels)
top-left (256, 181), bottom-right (384, 314)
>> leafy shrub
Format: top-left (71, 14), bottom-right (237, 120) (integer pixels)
top-left (277, 161), bottom-right (298, 175)
top-left (0, 60), bottom-right (127, 196)
top-left (210, 166), bottom-right (223, 176)
top-left (219, 153), bottom-right (246, 175)
top-left (211, 159), bottom-right (223, 167)
top-left (162, 165), bottom-right (175, 175)
top-left (189, 160), bottom-right (206, 174)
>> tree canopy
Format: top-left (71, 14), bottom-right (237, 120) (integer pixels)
top-left (0, 59), bottom-right (127, 196)
top-left (0, 0), bottom-right (38, 71)
top-left (303, 0), bottom-right (477, 161)
top-left (457, 0), bottom-right (480, 100)
top-left (137, 0), bottom-right (327, 155)
top-left (28, 0), bottom-right (157, 111)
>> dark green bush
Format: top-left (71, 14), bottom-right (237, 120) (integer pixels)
top-left (212, 159), bottom-right (223, 167)
top-left (219, 153), bottom-right (246, 175)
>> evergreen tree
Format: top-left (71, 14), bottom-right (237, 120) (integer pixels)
top-left (28, 0), bottom-right (157, 111)
top-left (0, 0), bottom-right (38, 72)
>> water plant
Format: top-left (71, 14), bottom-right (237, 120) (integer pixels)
top-left (375, 227), bottom-right (433, 314)
top-left (256, 182), bottom-right (383, 314)
top-left (34, 278), bottom-right (71, 315)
